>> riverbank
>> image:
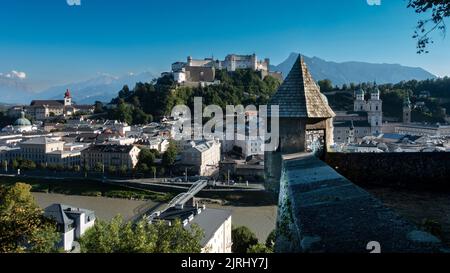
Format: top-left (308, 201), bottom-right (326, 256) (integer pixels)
top-left (0, 175), bottom-right (172, 202)
top-left (32, 192), bottom-right (159, 222)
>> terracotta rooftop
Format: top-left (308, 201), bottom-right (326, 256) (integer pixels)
top-left (269, 56), bottom-right (335, 119)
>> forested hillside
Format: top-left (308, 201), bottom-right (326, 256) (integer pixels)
top-left (106, 69), bottom-right (281, 125)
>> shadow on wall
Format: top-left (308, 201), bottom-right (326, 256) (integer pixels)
top-left (324, 152), bottom-right (450, 189)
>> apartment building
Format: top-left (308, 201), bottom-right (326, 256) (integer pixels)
top-left (181, 139), bottom-right (221, 176)
top-left (81, 144), bottom-right (141, 170)
top-left (18, 137), bottom-right (81, 167)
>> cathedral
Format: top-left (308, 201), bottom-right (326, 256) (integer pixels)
top-left (333, 84), bottom-right (383, 143)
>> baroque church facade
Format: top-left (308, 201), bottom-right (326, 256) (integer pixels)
top-left (334, 84), bottom-right (383, 143)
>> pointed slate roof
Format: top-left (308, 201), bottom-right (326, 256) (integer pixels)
top-left (269, 56), bottom-right (335, 118)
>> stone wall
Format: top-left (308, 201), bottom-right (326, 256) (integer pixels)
top-left (276, 153), bottom-right (446, 253)
top-left (325, 152), bottom-right (450, 188)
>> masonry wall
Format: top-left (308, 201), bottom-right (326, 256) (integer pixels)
top-left (325, 152), bottom-right (450, 188)
top-left (276, 153), bottom-right (445, 253)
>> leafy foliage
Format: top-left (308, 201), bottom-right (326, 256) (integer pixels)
top-left (318, 79), bottom-right (334, 92)
top-left (247, 243), bottom-right (273, 253)
top-left (324, 79), bottom-right (450, 122)
top-left (79, 216), bottom-right (203, 253)
top-left (408, 0), bottom-right (450, 53)
top-left (162, 141), bottom-right (178, 168)
top-left (265, 229), bottom-right (276, 249)
top-left (0, 183), bottom-right (60, 253)
top-left (231, 226), bottom-right (258, 253)
top-left (107, 70), bottom-right (281, 125)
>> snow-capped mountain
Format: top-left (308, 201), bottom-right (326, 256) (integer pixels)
top-left (0, 71), bottom-right (36, 104)
top-left (36, 71), bottom-right (157, 104)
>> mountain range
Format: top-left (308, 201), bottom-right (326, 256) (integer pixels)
top-left (0, 71), bottom-right (157, 105)
top-left (36, 72), bottom-right (157, 105)
top-left (0, 54), bottom-right (437, 105)
top-left (270, 53), bottom-right (436, 86)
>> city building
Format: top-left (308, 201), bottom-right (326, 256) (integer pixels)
top-left (148, 182), bottom-right (232, 253)
top-left (181, 139), bottom-right (221, 176)
top-left (333, 85), bottom-right (383, 143)
top-left (44, 204), bottom-right (96, 252)
top-left (23, 90), bottom-right (94, 120)
top-left (18, 137), bottom-right (81, 167)
top-left (394, 123), bottom-right (450, 137)
top-left (234, 133), bottom-right (265, 157)
top-left (81, 144), bottom-right (141, 170)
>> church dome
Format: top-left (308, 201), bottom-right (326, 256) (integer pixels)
top-left (355, 89), bottom-right (365, 95)
top-left (14, 111), bottom-right (31, 126)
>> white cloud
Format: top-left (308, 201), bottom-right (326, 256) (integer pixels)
top-left (0, 70), bottom-right (27, 80)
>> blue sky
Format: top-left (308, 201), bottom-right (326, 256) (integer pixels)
top-left (0, 0), bottom-right (449, 89)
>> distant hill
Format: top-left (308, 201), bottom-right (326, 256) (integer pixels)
top-left (37, 72), bottom-right (157, 104)
top-left (270, 53), bottom-right (437, 86)
top-left (0, 72), bottom-right (36, 104)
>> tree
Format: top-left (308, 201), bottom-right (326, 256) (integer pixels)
top-left (138, 148), bottom-right (156, 167)
top-left (247, 243), bottom-right (273, 253)
top-left (11, 159), bottom-right (19, 170)
top-left (231, 226), bottom-right (258, 253)
top-left (107, 166), bottom-right (117, 174)
top-left (318, 79), bottom-right (334, 92)
top-left (137, 163), bottom-right (149, 172)
top-left (94, 162), bottom-right (104, 173)
top-left (162, 142), bottom-right (178, 168)
top-left (116, 100), bottom-right (134, 125)
top-left (150, 166), bottom-right (157, 178)
top-left (19, 160), bottom-right (36, 170)
top-left (0, 183), bottom-right (60, 253)
top-left (408, 0), bottom-right (450, 53)
top-left (119, 165), bottom-right (128, 175)
top-left (265, 229), bottom-right (276, 250)
top-left (79, 216), bottom-right (203, 253)
top-left (94, 101), bottom-right (104, 114)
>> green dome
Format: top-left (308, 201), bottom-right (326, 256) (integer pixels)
top-left (370, 87), bottom-right (380, 94)
top-left (355, 89), bottom-right (365, 95)
top-left (14, 112), bottom-right (31, 126)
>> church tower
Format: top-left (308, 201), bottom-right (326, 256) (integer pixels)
top-left (403, 95), bottom-right (411, 124)
top-left (367, 84), bottom-right (382, 135)
top-left (64, 89), bottom-right (72, 106)
top-left (354, 89), bottom-right (366, 112)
